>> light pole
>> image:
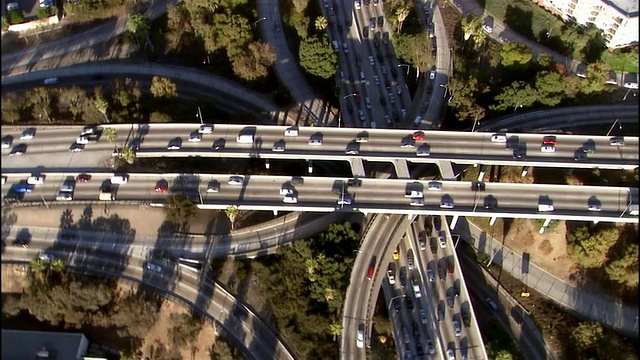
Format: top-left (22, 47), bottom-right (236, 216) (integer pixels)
top-left (397, 63), bottom-right (410, 76)
top-left (343, 93), bottom-right (356, 99)
top-left (439, 83), bottom-right (448, 99)
top-left (253, 17), bottom-right (266, 26)
top-left (513, 102), bottom-right (523, 112)
top-left (471, 115), bottom-right (480, 132)
top-left (606, 118), bottom-right (622, 136)
top-left (196, 106), bottom-right (203, 125)
top-left (387, 294), bottom-right (406, 311)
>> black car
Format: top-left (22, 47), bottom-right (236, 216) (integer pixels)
top-left (406, 295), bottom-right (414, 309)
top-left (471, 181), bottom-right (486, 191)
top-left (346, 101), bottom-right (354, 113)
top-left (484, 195), bottom-right (497, 209)
top-left (392, 110), bottom-right (399, 121)
top-left (377, 16), bottom-right (384, 27)
top-left (433, 216), bottom-right (442, 231)
top-left (382, 31), bottom-right (389, 44)
top-left (376, 52), bottom-right (383, 63)
top-left (362, 26), bottom-right (369, 38)
top-left (429, 237), bottom-right (437, 254)
top-left (461, 310), bottom-right (471, 327)
top-left (385, 80), bottom-right (391, 90)
top-left (416, 343), bottom-right (424, 356)
top-left (513, 148), bottom-right (525, 160)
top-left (399, 266), bottom-right (407, 287)
top-left (379, 96), bottom-right (386, 106)
top-left (369, 17), bottom-right (376, 30)
top-left (418, 232), bottom-right (426, 250)
top-left (394, 298), bottom-right (401, 312)
top-left (453, 280), bottom-right (460, 297)
top-left (347, 178), bottom-right (362, 187)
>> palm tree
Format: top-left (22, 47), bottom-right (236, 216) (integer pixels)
top-left (225, 205), bottom-right (239, 230)
top-left (104, 127), bottom-right (118, 151)
top-left (120, 146), bottom-right (136, 164)
top-left (395, 6), bottom-right (410, 33)
top-left (50, 259), bottom-right (65, 273)
top-left (461, 14), bottom-right (483, 41)
top-left (315, 16), bottom-right (328, 31)
top-left (329, 322), bottom-right (343, 341)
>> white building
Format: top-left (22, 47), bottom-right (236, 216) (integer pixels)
top-left (534, 0), bottom-right (638, 49)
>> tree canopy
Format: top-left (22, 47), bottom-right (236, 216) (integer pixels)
top-left (164, 194), bottom-right (197, 225)
top-left (567, 225), bottom-right (618, 268)
top-left (299, 37), bottom-right (338, 80)
top-left (500, 42), bottom-right (533, 67)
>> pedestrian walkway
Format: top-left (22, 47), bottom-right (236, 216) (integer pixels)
top-left (455, 217), bottom-right (639, 338)
top-left (256, 0), bottom-right (337, 127)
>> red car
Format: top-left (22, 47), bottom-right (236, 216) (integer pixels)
top-left (366, 265), bottom-right (374, 280)
top-left (76, 174), bottom-right (91, 182)
top-left (354, 91), bottom-right (361, 103)
top-left (412, 131), bottom-right (425, 141)
top-left (542, 136), bottom-right (557, 145)
top-left (154, 185), bottom-right (168, 193)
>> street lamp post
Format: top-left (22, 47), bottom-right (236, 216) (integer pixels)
top-left (253, 17), bottom-right (266, 26)
top-left (397, 63), bottom-right (410, 76)
top-left (343, 93), bottom-right (356, 99)
top-left (513, 102), bottom-right (523, 112)
top-left (387, 294), bottom-right (406, 311)
top-left (196, 106), bottom-right (203, 125)
top-left (606, 118), bottom-right (622, 136)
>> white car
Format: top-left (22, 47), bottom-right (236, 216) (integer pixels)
top-left (198, 124), bottom-right (213, 134)
top-left (337, 197), bottom-right (352, 205)
top-left (482, 24), bottom-right (493, 33)
top-left (396, 85), bottom-right (403, 95)
top-left (1, 136), bottom-right (12, 148)
top-left (410, 198), bottom-right (425, 207)
top-left (284, 127), bottom-right (299, 136)
top-left (146, 263), bottom-right (162, 273)
top-left (373, 75), bottom-right (380, 85)
top-left (427, 182), bottom-right (442, 191)
top-left (20, 128), bottom-right (36, 140)
top-left (540, 145), bottom-right (556, 153)
top-left (439, 234), bottom-right (447, 248)
top-left (354, 0), bottom-right (361, 9)
top-left (80, 126), bottom-right (97, 136)
top-left (228, 176), bottom-right (244, 185)
top-left (76, 136), bottom-right (90, 145)
top-left (6, 2), bottom-right (18, 10)
top-left (283, 196), bottom-right (298, 204)
top-left (588, 204), bottom-right (602, 212)
top-left (167, 142), bottom-right (181, 151)
top-left (356, 326), bottom-right (365, 348)
top-left (491, 133), bottom-right (507, 143)
top-left (419, 309), bottom-right (428, 324)
top-left (447, 349), bottom-right (455, 360)
top-left (69, 143), bottom-right (84, 152)
top-left (308, 137), bottom-right (322, 146)
top-left (56, 191), bottom-right (73, 201)
top-left (188, 132), bottom-right (202, 142)
top-left (440, 200), bottom-right (454, 209)
top-left (26, 176), bottom-right (45, 185)
top-left (279, 187), bottom-right (294, 196)
top-left (429, 69), bottom-right (436, 80)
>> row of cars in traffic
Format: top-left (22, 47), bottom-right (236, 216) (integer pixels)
top-left (489, 133), bottom-right (627, 160)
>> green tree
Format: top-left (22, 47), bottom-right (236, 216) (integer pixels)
top-left (395, 6), bottom-right (410, 33)
top-left (103, 127), bottom-right (118, 150)
top-left (127, 13), bottom-right (151, 42)
top-left (605, 243), bottom-right (638, 287)
top-left (36, 7), bottom-right (51, 19)
top-left (211, 337), bottom-right (240, 360)
top-left (225, 205), bottom-right (239, 230)
top-left (57, 86), bottom-right (88, 121)
top-left (315, 16), bottom-right (327, 31)
top-left (231, 41), bottom-right (277, 81)
top-left (536, 53), bottom-right (554, 68)
top-left (329, 322), bottom-right (343, 341)
top-left (27, 87), bottom-right (54, 123)
top-left (169, 313), bottom-right (203, 347)
top-left (93, 87), bottom-right (110, 122)
top-left (1, 93), bottom-right (26, 123)
top-left (500, 42), bottom-right (533, 66)
top-left (7, 10), bottom-right (24, 24)
top-left (50, 259), bottom-right (65, 273)
top-left (299, 37), bottom-right (338, 79)
top-left (150, 111), bottom-right (172, 123)
top-left (571, 321), bottom-right (603, 350)
top-left (164, 195), bottom-right (197, 225)
top-left (150, 76), bottom-right (178, 98)
top-left (567, 226), bottom-right (618, 268)
top-left (447, 76), bottom-right (486, 122)
top-left (490, 81), bottom-right (537, 112)
top-left (460, 13), bottom-right (482, 41)
top-left (580, 61), bottom-right (613, 95)
top-left (534, 71), bottom-right (567, 106)
top-left (111, 292), bottom-right (160, 338)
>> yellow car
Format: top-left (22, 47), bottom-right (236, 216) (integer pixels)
top-left (392, 248), bottom-right (399, 260)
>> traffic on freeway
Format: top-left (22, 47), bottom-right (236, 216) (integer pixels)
top-left (1, 125), bottom-right (638, 170)
top-left (2, 172), bottom-right (638, 222)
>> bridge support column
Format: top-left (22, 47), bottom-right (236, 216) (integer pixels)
top-left (489, 217), bottom-right (497, 226)
top-left (349, 158), bottom-right (366, 177)
top-left (593, 220), bottom-right (599, 225)
top-left (392, 159), bottom-right (411, 179)
top-left (273, 209), bottom-right (278, 216)
top-left (449, 215), bottom-right (459, 229)
top-left (407, 213), bottom-right (417, 221)
top-left (436, 160), bottom-right (455, 180)
top-left (538, 218), bottom-right (551, 234)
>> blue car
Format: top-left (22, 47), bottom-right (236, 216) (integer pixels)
top-left (14, 185), bottom-right (34, 193)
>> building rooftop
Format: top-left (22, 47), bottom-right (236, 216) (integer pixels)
top-left (607, 0), bottom-right (639, 16)
top-left (1, 329), bottom-right (88, 360)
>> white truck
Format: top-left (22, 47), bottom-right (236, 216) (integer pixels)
top-left (405, 190), bottom-right (424, 198)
